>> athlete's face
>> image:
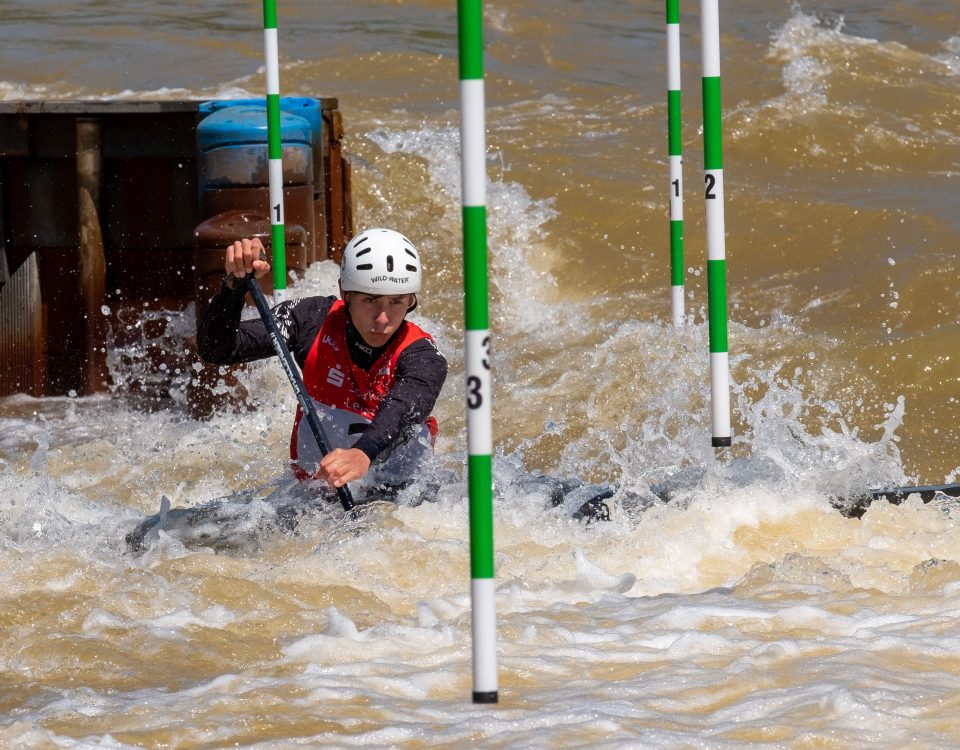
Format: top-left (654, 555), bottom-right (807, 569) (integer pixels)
top-left (343, 291), bottom-right (416, 348)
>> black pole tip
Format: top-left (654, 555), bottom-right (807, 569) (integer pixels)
top-left (472, 691), bottom-right (498, 704)
top-left (712, 436), bottom-right (732, 448)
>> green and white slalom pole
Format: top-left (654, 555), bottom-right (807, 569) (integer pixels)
top-left (262, 0), bottom-right (288, 300)
top-left (666, 0), bottom-right (685, 327)
top-left (458, 0), bottom-right (498, 705)
top-left (700, 0), bottom-right (731, 447)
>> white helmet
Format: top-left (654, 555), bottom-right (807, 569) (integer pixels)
top-left (340, 228), bottom-right (422, 295)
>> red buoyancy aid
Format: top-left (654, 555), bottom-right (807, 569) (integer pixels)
top-left (289, 299), bottom-right (438, 478)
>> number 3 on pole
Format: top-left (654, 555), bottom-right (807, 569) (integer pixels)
top-left (466, 335), bottom-right (490, 410)
top-left (467, 376), bottom-right (483, 409)
top-left (465, 331), bottom-right (492, 453)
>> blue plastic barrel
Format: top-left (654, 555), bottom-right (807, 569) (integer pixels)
top-left (196, 99), bottom-right (315, 191)
top-left (198, 97), bottom-right (323, 145)
top-left (193, 97), bottom-right (324, 280)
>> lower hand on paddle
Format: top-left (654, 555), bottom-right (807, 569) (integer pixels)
top-left (226, 237), bottom-right (271, 281)
top-left (319, 448), bottom-right (371, 488)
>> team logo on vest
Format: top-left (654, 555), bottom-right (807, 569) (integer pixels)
top-left (321, 333), bottom-right (339, 351)
top-left (326, 365), bottom-right (345, 388)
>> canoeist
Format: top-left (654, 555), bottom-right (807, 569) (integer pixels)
top-left (125, 228), bottom-right (612, 553)
top-left (197, 229), bottom-right (448, 492)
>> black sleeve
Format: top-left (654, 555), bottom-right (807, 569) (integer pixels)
top-left (196, 281), bottom-right (336, 369)
top-left (353, 337), bottom-right (449, 462)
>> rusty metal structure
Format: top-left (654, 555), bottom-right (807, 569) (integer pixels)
top-left (0, 99), bottom-right (352, 412)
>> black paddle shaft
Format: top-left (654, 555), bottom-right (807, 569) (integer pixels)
top-left (245, 277), bottom-right (356, 511)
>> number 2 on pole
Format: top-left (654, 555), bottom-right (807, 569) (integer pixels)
top-left (704, 174), bottom-right (717, 200)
